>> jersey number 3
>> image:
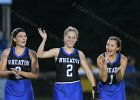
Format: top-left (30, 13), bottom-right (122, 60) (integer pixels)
top-left (67, 64), bottom-right (73, 77)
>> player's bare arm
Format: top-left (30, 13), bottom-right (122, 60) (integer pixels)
top-left (79, 50), bottom-right (96, 86)
top-left (116, 55), bottom-right (127, 81)
top-left (0, 48), bottom-right (21, 78)
top-left (97, 54), bottom-right (108, 82)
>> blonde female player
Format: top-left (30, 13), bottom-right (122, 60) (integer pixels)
top-left (37, 26), bottom-right (98, 100)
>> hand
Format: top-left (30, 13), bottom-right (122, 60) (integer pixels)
top-left (10, 69), bottom-right (22, 79)
top-left (115, 66), bottom-right (122, 73)
top-left (100, 61), bottom-right (108, 72)
top-left (92, 90), bottom-right (99, 99)
top-left (10, 68), bottom-right (22, 75)
top-left (104, 52), bottom-right (110, 64)
top-left (38, 28), bottom-right (47, 40)
top-left (92, 90), bottom-right (95, 99)
top-left (94, 90), bottom-right (99, 98)
top-left (92, 87), bottom-right (99, 99)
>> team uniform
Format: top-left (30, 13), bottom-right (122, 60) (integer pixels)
top-left (53, 47), bottom-right (83, 100)
top-left (4, 47), bottom-right (34, 100)
top-left (98, 53), bottom-right (125, 100)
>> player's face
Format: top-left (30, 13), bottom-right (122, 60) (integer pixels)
top-left (64, 31), bottom-right (77, 48)
top-left (13, 32), bottom-right (27, 47)
top-left (106, 40), bottom-right (119, 56)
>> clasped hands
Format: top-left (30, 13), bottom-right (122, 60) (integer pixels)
top-left (10, 68), bottom-right (22, 79)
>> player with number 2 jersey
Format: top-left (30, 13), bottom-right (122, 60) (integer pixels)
top-left (37, 26), bottom-right (96, 100)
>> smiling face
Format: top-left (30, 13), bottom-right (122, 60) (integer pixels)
top-left (106, 39), bottom-right (119, 56)
top-left (13, 32), bottom-right (27, 47)
top-left (64, 31), bottom-right (77, 48)
top-left (106, 36), bottom-right (121, 56)
top-left (63, 26), bottom-right (79, 48)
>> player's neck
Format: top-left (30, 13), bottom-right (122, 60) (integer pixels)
top-left (109, 53), bottom-right (117, 63)
top-left (63, 46), bottom-right (74, 54)
top-left (15, 46), bottom-right (25, 56)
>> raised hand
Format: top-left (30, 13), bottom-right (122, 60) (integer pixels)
top-left (38, 28), bottom-right (47, 40)
top-left (104, 52), bottom-right (110, 64)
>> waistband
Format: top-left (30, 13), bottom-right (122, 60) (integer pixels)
top-left (55, 80), bottom-right (80, 84)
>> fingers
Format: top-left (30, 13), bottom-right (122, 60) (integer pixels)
top-left (115, 66), bottom-right (122, 73)
top-left (10, 68), bottom-right (18, 71)
top-left (10, 68), bottom-right (22, 79)
top-left (12, 71), bottom-right (22, 79)
top-left (93, 89), bottom-right (100, 99)
top-left (38, 28), bottom-right (42, 33)
top-left (92, 90), bottom-right (95, 99)
top-left (38, 28), bottom-right (42, 31)
top-left (38, 28), bottom-right (46, 33)
top-left (104, 52), bottom-right (112, 64)
top-left (38, 28), bottom-right (47, 40)
top-left (43, 30), bottom-right (46, 33)
top-left (14, 73), bottom-right (22, 79)
top-left (104, 53), bottom-right (109, 64)
top-left (105, 52), bottom-right (109, 57)
top-left (104, 58), bottom-right (109, 64)
top-left (118, 66), bottom-right (122, 70)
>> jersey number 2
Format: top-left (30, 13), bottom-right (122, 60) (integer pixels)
top-left (67, 64), bottom-right (73, 77)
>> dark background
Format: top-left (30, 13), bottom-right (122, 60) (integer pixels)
top-left (10, 0), bottom-right (140, 72)
top-left (0, 0), bottom-right (140, 99)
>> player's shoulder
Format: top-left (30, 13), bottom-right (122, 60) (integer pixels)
top-left (4, 48), bottom-right (11, 52)
top-left (77, 49), bottom-right (82, 53)
top-left (97, 53), bottom-right (104, 60)
top-left (49, 48), bottom-right (60, 57)
top-left (51, 48), bottom-right (60, 51)
top-left (2, 48), bottom-right (11, 56)
top-left (28, 48), bottom-right (36, 54)
top-left (50, 48), bottom-right (60, 53)
top-left (120, 53), bottom-right (127, 61)
top-left (77, 50), bottom-right (84, 55)
top-left (28, 48), bottom-right (37, 57)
